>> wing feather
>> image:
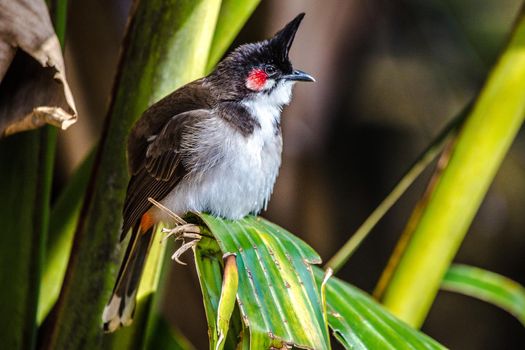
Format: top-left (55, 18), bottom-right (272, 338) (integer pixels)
top-left (121, 109), bottom-right (211, 240)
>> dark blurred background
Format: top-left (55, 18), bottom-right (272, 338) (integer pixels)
top-left (58, 0), bottom-right (525, 348)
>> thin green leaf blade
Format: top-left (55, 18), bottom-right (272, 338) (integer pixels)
top-left (325, 106), bottom-right (468, 273)
top-left (442, 264), bottom-right (525, 326)
top-left (38, 151), bottom-right (95, 324)
top-left (195, 214), bottom-right (330, 350)
top-left (215, 254), bottom-right (239, 350)
top-left (194, 233), bottom-right (242, 350)
top-left (0, 132), bottom-right (46, 350)
top-left (195, 235), bottom-right (224, 340)
top-left (206, 0), bottom-right (261, 72)
top-left (313, 267), bottom-right (446, 350)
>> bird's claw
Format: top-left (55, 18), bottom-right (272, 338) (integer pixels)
top-left (171, 236), bottom-right (201, 265)
top-left (162, 224), bottom-right (201, 265)
top-left (162, 224), bottom-right (200, 241)
top-left (146, 198), bottom-right (202, 265)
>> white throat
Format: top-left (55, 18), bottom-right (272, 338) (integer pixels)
top-left (157, 81), bottom-right (293, 221)
top-left (242, 80), bottom-right (295, 129)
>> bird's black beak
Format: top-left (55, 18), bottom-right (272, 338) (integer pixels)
top-left (271, 13), bottom-right (305, 60)
top-left (282, 69), bottom-right (315, 82)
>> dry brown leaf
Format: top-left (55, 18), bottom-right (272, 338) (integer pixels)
top-left (0, 0), bottom-right (77, 137)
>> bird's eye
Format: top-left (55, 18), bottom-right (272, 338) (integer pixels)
top-left (264, 65), bottom-right (277, 76)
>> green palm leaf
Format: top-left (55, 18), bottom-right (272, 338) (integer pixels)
top-left (442, 264), bottom-right (525, 326)
top-left (313, 268), bottom-right (446, 350)
top-left (191, 214), bottom-right (446, 349)
top-left (193, 214), bottom-right (330, 350)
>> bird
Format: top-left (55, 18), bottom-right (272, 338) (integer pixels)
top-left (102, 13), bottom-right (315, 332)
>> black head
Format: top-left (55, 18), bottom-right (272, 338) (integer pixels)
top-left (209, 13), bottom-right (314, 100)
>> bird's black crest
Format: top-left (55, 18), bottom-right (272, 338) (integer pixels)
top-left (208, 13), bottom-right (306, 100)
top-left (270, 13), bottom-right (305, 61)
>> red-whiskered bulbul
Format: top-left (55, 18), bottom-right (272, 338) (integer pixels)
top-left (102, 13), bottom-right (314, 332)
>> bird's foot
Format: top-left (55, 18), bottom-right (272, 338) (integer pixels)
top-left (162, 224), bottom-right (201, 265)
top-left (147, 197), bottom-right (202, 264)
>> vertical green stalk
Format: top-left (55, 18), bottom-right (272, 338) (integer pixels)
top-left (379, 8), bottom-right (525, 328)
top-left (0, 132), bottom-right (44, 350)
top-left (0, 0), bottom-right (66, 347)
top-left (43, 1), bottom-right (221, 348)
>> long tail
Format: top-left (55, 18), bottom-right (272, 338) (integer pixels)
top-left (102, 220), bottom-right (155, 332)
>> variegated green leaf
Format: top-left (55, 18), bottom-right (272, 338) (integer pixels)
top-left (193, 214), bottom-right (330, 350)
top-left (313, 267), bottom-right (446, 350)
top-left (194, 234), bottom-right (243, 350)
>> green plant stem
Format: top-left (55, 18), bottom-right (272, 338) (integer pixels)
top-left (42, 1), bottom-right (222, 348)
top-left (325, 109), bottom-right (467, 273)
top-left (379, 8), bottom-right (525, 328)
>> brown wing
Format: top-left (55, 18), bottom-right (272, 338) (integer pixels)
top-left (127, 79), bottom-right (215, 176)
top-left (121, 109), bottom-right (212, 240)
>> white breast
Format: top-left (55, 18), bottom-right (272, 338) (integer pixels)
top-left (157, 81), bottom-right (294, 220)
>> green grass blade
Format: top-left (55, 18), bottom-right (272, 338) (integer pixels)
top-left (193, 214), bottom-right (330, 350)
top-left (379, 8), bottom-right (525, 327)
top-left (206, 0), bottom-right (260, 72)
top-left (42, 1), bottom-right (222, 348)
top-left (0, 131), bottom-right (50, 349)
top-left (442, 264), bottom-right (525, 326)
top-left (313, 267), bottom-right (446, 350)
top-left (38, 151), bottom-right (94, 324)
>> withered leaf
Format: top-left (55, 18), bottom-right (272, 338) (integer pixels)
top-left (0, 0), bottom-right (77, 137)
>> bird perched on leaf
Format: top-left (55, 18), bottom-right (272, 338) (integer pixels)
top-left (103, 13), bottom-right (315, 332)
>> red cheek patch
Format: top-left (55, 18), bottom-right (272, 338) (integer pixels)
top-left (246, 68), bottom-right (268, 91)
